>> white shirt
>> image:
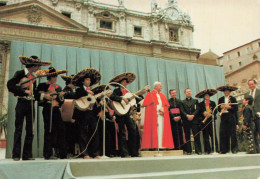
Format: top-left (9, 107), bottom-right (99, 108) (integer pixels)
top-left (249, 88), bottom-right (256, 99)
top-left (224, 96), bottom-right (229, 104)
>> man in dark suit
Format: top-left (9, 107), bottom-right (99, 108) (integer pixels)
top-left (109, 72), bottom-right (139, 157)
top-left (196, 89), bottom-right (218, 154)
top-left (168, 89), bottom-right (184, 150)
top-left (216, 85), bottom-right (238, 154)
top-left (180, 88), bottom-right (201, 155)
top-left (72, 68), bottom-right (101, 159)
top-left (36, 67), bottom-right (67, 159)
top-left (247, 79), bottom-right (260, 153)
top-left (7, 55), bottom-right (51, 161)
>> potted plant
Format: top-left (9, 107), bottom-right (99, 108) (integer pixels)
top-left (0, 113), bottom-right (7, 148)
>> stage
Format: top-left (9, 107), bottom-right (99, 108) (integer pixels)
top-left (0, 152), bottom-right (259, 179)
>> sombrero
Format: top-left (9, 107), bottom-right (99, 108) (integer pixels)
top-left (195, 88), bottom-right (217, 98)
top-left (72, 68), bottom-right (101, 87)
top-left (19, 56), bottom-right (52, 66)
top-left (61, 74), bottom-right (75, 83)
top-left (109, 72), bottom-right (136, 86)
top-left (216, 85), bottom-right (238, 92)
top-left (92, 85), bottom-right (110, 95)
top-left (40, 67), bottom-right (68, 77)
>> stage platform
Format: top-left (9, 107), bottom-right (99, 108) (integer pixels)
top-left (0, 153), bottom-right (260, 179)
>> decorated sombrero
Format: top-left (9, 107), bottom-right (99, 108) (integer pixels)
top-left (61, 74), bottom-right (75, 83)
top-left (72, 68), bottom-right (101, 87)
top-left (41, 67), bottom-right (68, 77)
top-left (92, 85), bottom-right (110, 95)
top-left (216, 85), bottom-right (238, 92)
top-left (19, 56), bottom-right (52, 66)
top-left (109, 72), bottom-right (136, 86)
top-left (195, 88), bottom-right (218, 98)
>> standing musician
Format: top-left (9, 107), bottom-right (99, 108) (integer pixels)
top-left (71, 68), bottom-right (101, 159)
top-left (180, 88), bottom-right (201, 155)
top-left (7, 55), bottom-right (51, 161)
top-left (36, 67), bottom-right (68, 159)
top-left (196, 89), bottom-right (218, 154)
top-left (60, 74), bottom-right (78, 157)
top-left (216, 85), bottom-right (238, 154)
top-left (109, 72), bottom-right (140, 157)
top-left (168, 89), bottom-right (184, 150)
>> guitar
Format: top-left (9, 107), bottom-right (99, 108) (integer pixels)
top-left (74, 89), bottom-right (112, 111)
top-left (17, 70), bottom-right (49, 87)
top-left (111, 85), bottom-right (150, 116)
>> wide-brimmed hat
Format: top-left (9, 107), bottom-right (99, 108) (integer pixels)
top-left (72, 68), bottom-right (101, 87)
top-left (92, 84), bottom-right (110, 95)
top-left (195, 88), bottom-right (217, 98)
top-left (60, 74), bottom-right (75, 83)
top-left (216, 85), bottom-right (238, 92)
top-left (19, 56), bottom-right (52, 66)
top-left (41, 67), bottom-right (68, 78)
top-left (109, 72), bottom-right (136, 86)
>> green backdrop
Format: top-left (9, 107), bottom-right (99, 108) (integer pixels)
top-left (6, 40), bottom-right (225, 158)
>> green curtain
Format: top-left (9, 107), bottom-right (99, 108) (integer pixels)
top-left (6, 40), bottom-right (225, 158)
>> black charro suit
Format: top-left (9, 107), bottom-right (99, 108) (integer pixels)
top-left (198, 100), bottom-right (218, 153)
top-left (180, 98), bottom-right (202, 154)
top-left (110, 87), bottom-right (138, 157)
top-left (72, 86), bottom-right (100, 158)
top-left (168, 97), bottom-right (184, 150)
top-left (36, 82), bottom-right (66, 159)
top-left (218, 95), bottom-right (238, 153)
top-left (7, 69), bottom-right (37, 160)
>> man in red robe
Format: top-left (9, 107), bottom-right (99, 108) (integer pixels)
top-left (141, 81), bottom-right (174, 149)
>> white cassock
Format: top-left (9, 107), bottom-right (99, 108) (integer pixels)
top-left (156, 93), bottom-right (164, 148)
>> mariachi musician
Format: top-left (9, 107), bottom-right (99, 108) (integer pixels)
top-left (7, 56), bottom-right (51, 161)
top-left (71, 68), bottom-right (102, 159)
top-left (216, 85), bottom-right (238, 154)
top-left (36, 67), bottom-right (68, 159)
top-left (196, 88), bottom-right (218, 154)
top-left (60, 74), bottom-right (78, 157)
top-left (109, 72), bottom-right (140, 157)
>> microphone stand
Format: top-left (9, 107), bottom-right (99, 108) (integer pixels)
top-left (211, 103), bottom-right (238, 154)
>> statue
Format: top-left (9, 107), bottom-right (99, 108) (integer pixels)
top-left (118, 0), bottom-right (125, 7)
top-left (151, 0), bottom-right (158, 12)
top-left (168, 0), bottom-right (177, 7)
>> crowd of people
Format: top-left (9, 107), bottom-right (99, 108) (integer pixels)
top-left (7, 55), bottom-right (260, 161)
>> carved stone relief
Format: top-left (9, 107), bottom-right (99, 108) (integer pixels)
top-left (27, 5), bottom-right (42, 24)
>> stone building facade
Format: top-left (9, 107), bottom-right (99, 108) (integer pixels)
top-left (0, 0), bottom-right (200, 114)
top-left (217, 38), bottom-right (260, 99)
top-left (197, 50), bottom-right (218, 66)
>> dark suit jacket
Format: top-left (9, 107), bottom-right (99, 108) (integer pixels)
top-left (36, 82), bottom-right (64, 107)
top-left (198, 100), bottom-right (217, 122)
top-left (218, 95), bottom-right (238, 124)
top-left (7, 69), bottom-right (37, 97)
top-left (63, 85), bottom-right (77, 99)
top-left (246, 88), bottom-right (260, 113)
top-left (243, 105), bottom-right (255, 128)
top-left (110, 87), bottom-right (123, 103)
top-left (180, 98), bottom-right (200, 124)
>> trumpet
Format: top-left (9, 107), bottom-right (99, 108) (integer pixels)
top-left (202, 107), bottom-right (212, 123)
top-left (219, 97), bottom-right (231, 117)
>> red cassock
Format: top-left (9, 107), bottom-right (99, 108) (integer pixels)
top-left (141, 90), bottom-right (174, 149)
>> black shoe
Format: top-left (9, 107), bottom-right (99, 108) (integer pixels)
top-left (22, 158), bottom-right (35, 161)
top-left (45, 156), bottom-right (58, 160)
top-left (220, 152), bottom-right (227, 154)
top-left (13, 158), bottom-right (20, 161)
top-left (232, 150), bottom-right (238, 154)
top-left (186, 152), bottom-right (192, 155)
top-left (121, 155), bottom-right (131, 158)
top-left (196, 152), bottom-right (202, 155)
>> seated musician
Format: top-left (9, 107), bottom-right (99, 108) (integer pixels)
top-left (196, 89), bottom-right (218, 154)
top-left (71, 68), bottom-right (102, 159)
top-left (61, 74), bottom-right (78, 157)
top-left (36, 67), bottom-right (68, 159)
top-left (7, 55), bottom-right (51, 161)
top-left (109, 72), bottom-right (140, 157)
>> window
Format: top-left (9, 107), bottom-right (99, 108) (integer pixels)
top-left (247, 47), bottom-right (250, 53)
top-left (228, 55), bottom-right (231, 60)
top-left (229, 65), bottom-right (233, 70)
top-left (169, 28), bottom-right (178, 42)
top-left (258, 42), bottom-right (260, 48)
top-left (62, 12), bottom-right (71, 18)
top-left (237, 51), bottom-right (240, 57)
top-left (239, 61), bottom-right (242, 66)
top-left (0, 2), bottom-right (6, 6)
top-left (134, 26), bottom-right (142, 36)
top-left (100, 20), bottom-right (113, 30)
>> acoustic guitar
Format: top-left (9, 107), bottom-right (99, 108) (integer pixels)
top-left (111, 85), bottom-right (150, 116)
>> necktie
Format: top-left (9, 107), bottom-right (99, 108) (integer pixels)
top-left (121, 89), bottom-right (128, 95)
top-left (27, 74), bottom-right (36, 83)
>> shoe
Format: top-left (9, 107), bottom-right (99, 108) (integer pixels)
top-left (22, 158), bottom-right (35, 161)
top-left (197, 152), bottom-right (202, 155)
top-left (83, 155), bottom-right (91, 159)
top-left (45, 156), bottom-right (58, 160)
top-left (232, 150), bottom-right (238, 154)
top-left (220, 152), bottom-right (227, 154)
top-left (121, 155), bottom-right (131, 158)
top-left (186, 152), bottom-right (192, 155)
top-left (93, 156), bottom-right (100, 159)
top-left (13, 158), bottom-right (20, 161)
